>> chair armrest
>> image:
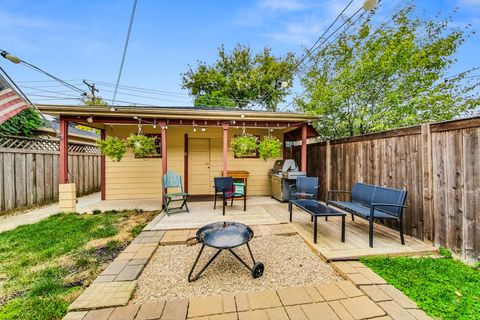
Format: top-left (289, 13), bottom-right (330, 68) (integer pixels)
top-left (326, 190), bottom-right (351, 203)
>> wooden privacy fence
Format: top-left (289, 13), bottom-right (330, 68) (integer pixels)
top-left (0, 135), bottom-right (101, 212)
top-left (288, 116), bottom-right (480, 261)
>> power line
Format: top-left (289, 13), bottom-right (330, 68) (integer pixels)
top-left (112, 0), bottom-right (138, 105)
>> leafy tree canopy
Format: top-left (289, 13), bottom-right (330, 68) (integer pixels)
top-left (182, 44), bottom-right (297, 111)
top-left (297, 4), bottom-right (480, 139)
top-left (0, 108), bottom-right (43, 137)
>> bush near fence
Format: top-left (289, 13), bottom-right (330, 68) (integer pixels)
top-left (287, 116), bottom-right (480, 262)
top-left (0, 135), bottom-right (101, 212)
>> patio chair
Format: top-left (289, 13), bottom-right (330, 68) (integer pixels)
top-left (162, 171), bottom-right (189, 215)
top-left (289, 176), bottom-right (319, 200)
top-left (213, 177), bottom-right (246, 216)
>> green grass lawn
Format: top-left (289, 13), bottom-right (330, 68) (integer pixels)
top-left (0, 210), bottom-right (155, 320)
top-left (362, 250), bottom-right (480, 320)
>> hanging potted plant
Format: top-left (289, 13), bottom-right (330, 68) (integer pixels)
top-left (258, 135), bottom-right (282, 160)
top-left (97, 137), bottom-right (127, 162)
top-left (126, 134), bottom-right (158, 158)
top-left (231, 133), bottom-right (258, 158)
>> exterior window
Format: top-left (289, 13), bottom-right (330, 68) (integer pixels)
top-left (136, 134), bottom-right (162, 158)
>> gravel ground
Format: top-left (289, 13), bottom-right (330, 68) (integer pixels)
top-left (133, 234), bottom-right (341, 303)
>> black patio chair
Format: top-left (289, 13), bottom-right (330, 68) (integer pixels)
top-left (289, 176), bottom-right (319, 200)
top-left (213, 177), bottom-right (246, 216)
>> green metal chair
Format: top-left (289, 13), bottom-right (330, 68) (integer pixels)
top-left (162, 171), bottom-right (189, 215)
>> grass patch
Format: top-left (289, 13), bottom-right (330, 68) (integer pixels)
top-left (362, 251), bottom-right (480, 320)
top-left (0, 210), bottom-right (155, 320)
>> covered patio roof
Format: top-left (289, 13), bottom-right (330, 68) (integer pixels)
top-left (36, 104), bottom-right (319, 128)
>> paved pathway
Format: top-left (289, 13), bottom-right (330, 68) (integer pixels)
top-left (0, 192), bottom-right (101, 233)
top-left (63, 224), bottom-right (431, 320)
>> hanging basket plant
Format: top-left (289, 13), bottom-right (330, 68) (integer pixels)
top-left (258, 136), bottom-right (282, 160)
top-left (231, 134), bottom-right (258, 158)
top-left (97, 137), bottom-right (127, 162)
top-left (126, 134), bottom-right (158, 158)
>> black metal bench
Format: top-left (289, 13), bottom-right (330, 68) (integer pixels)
top-left (327, 182), bottom-right (407, 248)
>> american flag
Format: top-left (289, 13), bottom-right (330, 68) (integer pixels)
top-left (0, 73), bottom-right (29, 124)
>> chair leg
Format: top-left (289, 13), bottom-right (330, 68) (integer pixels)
top-left (214, 193), bottom-right (217, 209)
top-left (351, 214), bottom-right (355, 221)
top-left (369, 218), bottom-right (374, 248)
top-left (399, 219), bottom-right (405, 245)
top-left (231, 197), bottom-right (234, 207)
top-left (243, 195), bottom-right (246, 211)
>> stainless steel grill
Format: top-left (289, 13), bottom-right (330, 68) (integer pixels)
top-left (270, 159), bottom-right (306, 202)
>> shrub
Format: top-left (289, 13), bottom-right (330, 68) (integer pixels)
top-left (258, 136), bottom-right (282, 160)
top-left (231, 134), bottom-right (258, 157)
top-left (126, 134), bottom-right (158, 158)
top-left (97, 137), bottom-right (126, 162)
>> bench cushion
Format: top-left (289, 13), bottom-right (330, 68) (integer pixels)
top-left (371, 186), bottom-right (407, 217)
top-left (351, 183), bottom-right (376, 206)
top-left (328, 201), bottom-right (350, 210)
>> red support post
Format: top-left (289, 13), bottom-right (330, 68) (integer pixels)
top-left (222, 124), bottom-right (229, 177)
top-left (301, 123), bottom-right (307, 173)
top-left (161, 121), bottom-right (167, 175)
top-left (100, 129), bottom-right (106, 200)
top-left (59, 117), bottom-right (69, 184)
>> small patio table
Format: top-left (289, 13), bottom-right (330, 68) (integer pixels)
top-left (289, 199), bottom-right (346, 244)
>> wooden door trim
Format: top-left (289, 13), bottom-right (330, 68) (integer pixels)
top-left (184, 133), bottom-right (188, 193)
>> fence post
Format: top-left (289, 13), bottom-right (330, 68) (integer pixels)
top-left (325, 140), bottom-right (331, 201)
top-left (421, 123), bottom-right (434, 243)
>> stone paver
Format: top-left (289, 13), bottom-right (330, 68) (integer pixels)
top-left (62, 311), bottom-right (87, 320)
top-left (276, 287), bottom-right (314, 306)
top-left (359, 285), bottom-right (391, 302)
top-left (378, 285), bottom-right (417, 309)
top-left (336, 280), bottom-right (363, 298)
top-left (116, 264), bottom-right (145, 281)
top-left (83, 308), bottom-right (114, 320)
top-left (407, 308), bottom-right (431, 320)
top-left (298, 302), bottom-right (340, 320)
top-left (109, 304), bottom-right (140, 320)
top-left (379, 301), bottom-right (416, 320)
top-left (161, 298), bottom-right (189, 320)
top-left (316, 283), bottom-right (347, 301)
top-left (238, 307), bottom-right (289, 320)
top-left (135, 301), bottom-right (166, 320)
top-left (68, 281), bottom-right (136, 310)
top-left (245, 290), bottom-right (282, 310)
top-left (328, 300), bottom-right (354, 320)
top-left (188, 295), bottom-right (236, 318)
top-left (189, 313), bottom-right (238, 320)
top-left (304, 285), bottom-right (325, 302)
top-left (340, 296), bottom-right (386, 319)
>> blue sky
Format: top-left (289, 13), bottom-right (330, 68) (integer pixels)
top-left (1, 0), bottom-right (479, 108)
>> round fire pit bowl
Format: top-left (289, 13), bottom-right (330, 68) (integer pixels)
top-left (187, 221), bottom-right (264, 282)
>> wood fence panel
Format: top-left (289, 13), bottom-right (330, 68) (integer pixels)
top-left (0, 150), bottom-right (100, 213)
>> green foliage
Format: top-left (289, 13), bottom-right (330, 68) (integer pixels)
top-left (182, 44), bottom-right (297, 111)
top-left (97, 137), bottom-right (127, 162)
top-left (0, 108), bottom-right (43, 137)
top-left (81, 96), bottom-right (107, 107)
top-left (297, 4), bottom-right (480, 139)
top-left (362, 256), bottom-right (480, 319)
top-left (258, 136), bottom-right (282, 160)
top-left (439, 247), bottom-right (453, 258)
top-left (230, 134), bottom-right (258, 157)
top-left (0, 211), bottom-right (151, 320)
top-left (126, 134), bottom-right (158, 158)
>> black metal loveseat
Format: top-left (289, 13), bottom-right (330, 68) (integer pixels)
top-left (327, 182), bottom-right (407, 248)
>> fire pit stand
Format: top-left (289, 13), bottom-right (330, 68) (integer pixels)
top-left (187, 221), bottom-right (264, 282)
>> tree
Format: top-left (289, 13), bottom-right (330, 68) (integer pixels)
top-left (0, 108), bottom-right (43, 136)
top-left (182, 44), bottom-right (297, 111)
top-left (296, 4), bottom-right (480, 139)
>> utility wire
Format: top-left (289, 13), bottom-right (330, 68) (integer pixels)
top-left (112, 0), bottom-right (138, 105)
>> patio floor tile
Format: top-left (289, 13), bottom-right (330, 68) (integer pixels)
top-left (356, 268), bottom-right (387, 285)
top-left (68, 281), bottom-right (136, 310)
top-left (344, 273), bottom-right (372, 286)
top-left (188, 295), bottom-right (224, 317)
top-left (299, 302), bottom-right (340, 320)
top-left (108, 304), bottom-right (140, 320)
top-left (331, 261), bottom-right (357, 275)
top-left (336, 281), bottom-right (363, 298)
top-left (304, 285), bottom-right (325, 302)
top-left (339, 296), bottom-right (386, 319)
top-left (276, 286), bottom-right (314, 306)
top-left (62, 311), bottom-right (87, 320)
top-left (238, 307), bottom-right (289, 320)
top-left (161, 298), bottom-right (188, 320)
top-left (407, 308), bottom-right (431, 320)
top-left (327, 300), bottom-right (354, 320)
top-left (83, 308), bottom-right (114, 320)
top-left (245, 290), bottom-right (282, 310)
top-left (135, 301), bottom-right (166, 320)
top-left (378, 301), bottom-right (416, 320)
top-left (316, 283), bottom-right (347, 301)
top-left (115, 265), bottom-right (144, 281)
top-left (188, 313), bottom-right (238, 320)
top-left (359, 285), bottom-right (392, 302)
top-left (378, 285), bottom-right (417, 309)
